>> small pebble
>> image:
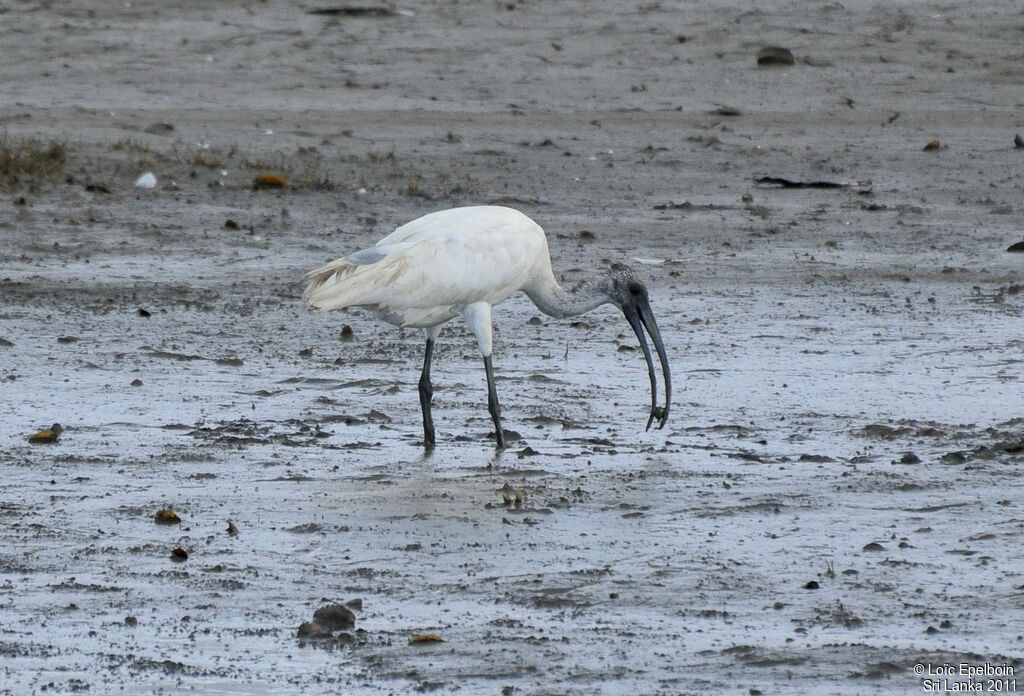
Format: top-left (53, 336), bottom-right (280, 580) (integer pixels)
top-left (296, 621), bottom-right (332, 639)
top-left (312, 604), bottom-right (355, 630)
top-left (757, 46), bottom-right (795, 66)
top-left (28, 423), bottom-right (63, 444)
top-left (154, 509), bottom-right (181, 525)
top-left (253, 173), bottom-right (287, 190)
top-left (144, 122), bottom-right (175, 136)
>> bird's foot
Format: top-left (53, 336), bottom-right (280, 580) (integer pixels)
top-left (646, 406), bottom-right (668, 431)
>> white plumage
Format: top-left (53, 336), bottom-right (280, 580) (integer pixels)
top-left (305, 206), bottom-right (549, 340)
top-left (303, 205), bottom-right (671, 449)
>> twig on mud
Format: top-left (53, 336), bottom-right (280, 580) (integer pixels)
top-left (755, 176), bottom-right (872, 192)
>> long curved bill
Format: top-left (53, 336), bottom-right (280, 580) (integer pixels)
top-left (622, 297), bottom-right (671, 430)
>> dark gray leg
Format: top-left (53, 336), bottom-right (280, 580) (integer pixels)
top-left (483, 355), bottom-right (505, 449)
top-left (418, 338), bottom-right (436, 448)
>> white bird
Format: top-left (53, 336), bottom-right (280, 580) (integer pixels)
top-left (302, 205), bottom-right (671, 449)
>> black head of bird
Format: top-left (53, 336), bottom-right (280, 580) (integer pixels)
top-left (601, 263), bottom-right (671, 430)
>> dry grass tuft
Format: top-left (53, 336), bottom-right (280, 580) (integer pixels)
top-left (245, 148), bottom-right (342, 191)
top-left (0, 133), bottom-right (66, 190)
top-left (110, 138), bottom-right (170, 170)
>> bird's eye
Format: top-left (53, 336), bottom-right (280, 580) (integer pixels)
top-left (628, 284), bottom-right (642, 295)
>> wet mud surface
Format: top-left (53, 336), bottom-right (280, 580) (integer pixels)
top-left (2, 1), bottom-right (1023, 693)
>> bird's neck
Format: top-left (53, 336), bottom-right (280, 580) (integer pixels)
top-left (525, 274), bottom-right (611, 319)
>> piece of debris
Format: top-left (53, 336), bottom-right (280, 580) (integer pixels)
top-left (28, 423), bottom-right (62, 444)
top-left (803, 580), bottom-right (820, 590)
top-left (409, 634), bottom-right (444, 645)
top-left (138, 307), bottom-right (151, 317)
top-left (154, 509), bottom-right (181, 525)
top-left (366, 408), bottom-right (391, 423)
top-left (922, 139), bottom-right (941, 151)
top-left (653, 200), bottom-right (694, 210)
top-left (224, 219), bottom-right (240, 230)
top-left (340, 324), bottom-right (354, 341)
top-left (134, 172), bottom-right (157, 188)
top-left (144, 122), bottom-right (175, 136)
top-left (755, 176), bottom-right (870, 190)
top-left (710, 105), bottom-right (742, 116)
top-left (170, 547), bottom-right (189, 562)
top-left (757, 46), bottom-right (795, 66)
top-left (131, 378), bottom-right (143, 387)
top-left (307, 6), bottom-right (399, 17)
top-left (1015, 134), bottom-right (1024, 149)
top-left (253, 173), bottom-right (287, 190)
top-left (862, 542), bottom-right (885, 552)
top-left (1006, 241), bottom-right (1024, 253)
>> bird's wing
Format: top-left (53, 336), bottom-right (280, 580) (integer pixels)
top-left (303, 206), bottom-right (549, 320)
top-left (373, 206), bottom-right (527, 246)
top-left (346, 242), bottom-right (416, 266)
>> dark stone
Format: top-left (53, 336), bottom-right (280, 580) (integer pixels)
top-left (757, 46), bottom-right (795, 66)
top-left (312, 604), bottom-right (355, 630)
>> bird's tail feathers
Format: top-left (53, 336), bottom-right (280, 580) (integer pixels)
top-left (303, 253), bottom-right (345, 287)
top-left (302, 245), bottom-right (411, 310)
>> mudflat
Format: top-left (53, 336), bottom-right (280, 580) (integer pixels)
top-left (2, 2), bottom-right (1022, 694)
